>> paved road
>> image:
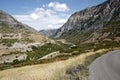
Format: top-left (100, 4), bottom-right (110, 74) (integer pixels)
top-left (88, 50), bottom-right (120, 80)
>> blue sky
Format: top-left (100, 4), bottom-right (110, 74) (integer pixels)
top-left (0, 0), bottom-right (106, 30)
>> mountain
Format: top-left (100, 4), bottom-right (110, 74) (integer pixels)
top-left (39, 29), bottom-right (57, 37)
top-left (0, 10), bottom-right (49, 45)
top-left (0, 10), bottom-right (52, 63)
top-left (0, 10), bottom-right (38, 32)
top-left (0, 10), bottom-right (47, 43)
top-left (54, 0), bottom-right (120, 44)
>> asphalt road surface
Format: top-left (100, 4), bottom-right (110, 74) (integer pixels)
top-left (88, 50), bottom-right (120, 80)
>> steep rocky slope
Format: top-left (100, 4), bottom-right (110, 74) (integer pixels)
top-left (54, 0), bottom-right (120, 44)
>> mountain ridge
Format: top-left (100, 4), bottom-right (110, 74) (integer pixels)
top-left (54, 0), bottom-right (120, 44)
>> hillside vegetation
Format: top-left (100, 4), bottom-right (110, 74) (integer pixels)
top-left (0, 49), bottom-right (107, 80)
top-left (0, 48), bottom-right (119, 80)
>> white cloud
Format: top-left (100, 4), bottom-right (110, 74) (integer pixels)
top-left (48, 2), bottom-right (69, 12)
top-left (13, 2), bottom-right (70, 31)
top-left (30, 13), bottom-right (40, 20)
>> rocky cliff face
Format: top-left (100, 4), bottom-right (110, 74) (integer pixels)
top-left (54, 0), bottom-right (120, 44)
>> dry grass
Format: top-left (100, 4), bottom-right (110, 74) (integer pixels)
top-left (0, 49), bottom-right (108, 80)
top-left (28, 32), bottom-right (48, 43)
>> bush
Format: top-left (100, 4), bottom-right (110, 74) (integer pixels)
top-left (13, 59), bottom-right (19, 64)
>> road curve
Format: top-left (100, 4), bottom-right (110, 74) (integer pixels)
top-left (88, 50), bottom-right (120, 80)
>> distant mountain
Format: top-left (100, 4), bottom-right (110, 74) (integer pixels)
top-left (54, 0), bottom-right (120, 44)
top-left (39, 29), bottom-right (57, 37)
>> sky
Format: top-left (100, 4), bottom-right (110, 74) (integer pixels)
top-left (0, 0), bottom-right (106, 31)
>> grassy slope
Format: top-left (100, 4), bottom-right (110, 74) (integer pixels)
top-left (0, 22), bottom-right (48, 57)
top-left (0, 42), bottom-right (73, 70)
top-left (0, 22), bottom-right (46, 45)
top-left (0, 48), bottom-right (119, 80)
